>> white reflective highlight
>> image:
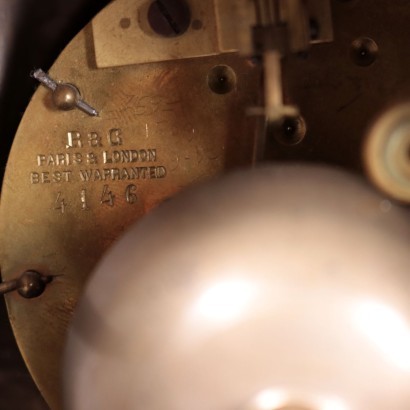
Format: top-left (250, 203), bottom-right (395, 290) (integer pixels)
top-left (194, 279), bottom-right (257, 323)
top-left (253, 389), bottom-right (287, 409)
top-left (354, 300), bottom-right (410, 371)
top-left (320, 396), bottom-right (350, 410)
top-left (250, 390), bottom-right (350, 410)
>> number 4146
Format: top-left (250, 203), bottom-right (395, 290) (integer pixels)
top-left (54, 184), bottom-right (137, 213)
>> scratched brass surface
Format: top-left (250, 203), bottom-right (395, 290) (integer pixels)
top-left (92, 0), bottom-right (227, 67)
top-left (0, 11), bottom-right (260, 410)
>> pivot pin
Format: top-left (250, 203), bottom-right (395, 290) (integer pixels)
top-left (31, 68), bottom-right (99, 117)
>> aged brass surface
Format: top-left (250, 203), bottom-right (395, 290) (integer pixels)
top-left (91, 0), bottom-right (332, 68)
top-left (0, 3), bottom-right (260, 408)
top-left (92, 0), bottom-right (231, 68)
top-left (266, 0), bottom-right (410, 175)
top-left (3, 0), bottom-right (410, 408)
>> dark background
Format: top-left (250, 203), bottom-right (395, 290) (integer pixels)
top-left (0, 1), bottom-right (110, 408)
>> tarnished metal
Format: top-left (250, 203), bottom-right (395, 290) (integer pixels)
top-left (32, 68), bottom-right (99, 116)
top-left (0, 4), bottom-right (260, 409)
top-left (0, 270), bottom-right (53, 298)
top-left (92, 0), bottom-right (228, 68)
top-left (264, 0), bottom-right (410, 177)
top-left (92, 0), bottom-right (332, 68)
top-left (2, 0), bottom-right (410, 407)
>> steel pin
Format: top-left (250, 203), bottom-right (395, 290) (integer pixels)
top-left (31, 68), bottom-right (99, 117)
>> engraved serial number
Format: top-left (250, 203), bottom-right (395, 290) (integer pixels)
top-left (54, 184), bottom-right (138, 213)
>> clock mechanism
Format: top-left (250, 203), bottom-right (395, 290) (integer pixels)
top-left (0, 1), bottom-right (409, 409)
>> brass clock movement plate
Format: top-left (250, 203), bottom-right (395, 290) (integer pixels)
top-left (0, 1), bottom-right (260, 408)
top-left (2, 0), bottom-right (410, 408)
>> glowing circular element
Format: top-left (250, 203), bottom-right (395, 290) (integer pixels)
top-left (364, 103), bottom-right (410, 203)
top-left (64, 165), bottom-right (410, 410)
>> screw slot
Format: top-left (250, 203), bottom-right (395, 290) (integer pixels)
top-left (148, 0), bottom-right (191, 37)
